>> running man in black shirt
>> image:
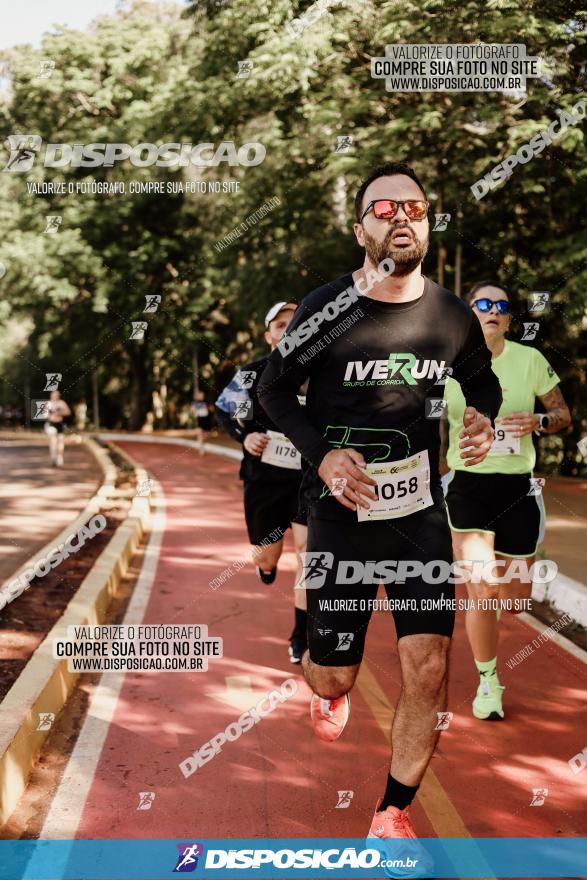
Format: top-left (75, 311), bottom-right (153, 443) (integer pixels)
top-left (216, 302), bottom-right (309, 663)
top-left (259, 163), bottom-right (501, 856)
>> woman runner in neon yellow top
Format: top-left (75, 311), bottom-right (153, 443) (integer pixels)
top-left (443, 281), bottom-right (570, 721)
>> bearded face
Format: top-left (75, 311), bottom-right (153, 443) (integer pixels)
top-left (355, 174), bottom-right (430, 277)
top-left (362, 221), bottom-right (429, 277)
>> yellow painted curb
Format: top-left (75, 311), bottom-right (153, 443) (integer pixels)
top-left (0, 442), bottom-right (152, 828)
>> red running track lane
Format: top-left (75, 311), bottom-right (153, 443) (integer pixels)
top-left (66, 442), bottom-right (586, 840)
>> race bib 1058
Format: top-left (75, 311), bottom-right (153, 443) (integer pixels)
top-left (357, 450), bottom-right (433, 522)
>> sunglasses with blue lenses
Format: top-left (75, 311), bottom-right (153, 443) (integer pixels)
top-left (471, 297), bottom-right (511, 315)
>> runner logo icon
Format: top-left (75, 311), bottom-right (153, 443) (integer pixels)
top-left (521, 322), bottom-right (539, 341)
top-left (336, 632), bottom-right (354, 651)
top-left (435, 711), bottom-right (453, 730)
top-left (528, 477), bottom-right (546, 497)
top-left (426, 398), bottom-right (447, 418)
top-left (235, 370), bottom-right (256, 389)
top-left (2, 134), bottom-right (42, 172)
top-left (301, 552), bottom-right (334, 589)
top-left (335, 790), bottom-right (354, 808)
top-left (528, 291), bottom-right (550, 313)
top-left (44, 215), bottom-right (62, 234)
top-left (136, 479), bottom-right (155, 498)
top-left (144, 294), bottom-right (161, 313)
top-left (436, 367), bottom-right (453, 385)
top-left (37, 60), bottom-right (56, 80)
top-left (129, 321), bottom-right (148, 340)
top-left (233, 399), bottom-right (253, 420)
top-left (37, 712), bottom-right (55, 731)
top-left (137, 792), bottom-right (155, 810)
top-left (335, 135), bottom-right (353, 153)
top-left (174, 843), bottom-right (204, 872)
top-left (236, 60), bottom-right (253, 79)
top-left (432, 213), bottom-right (451, 231)
top-left (31, 400), bottom-right (50, 420)
top-left (44, 373), bottom-right (62, 391)
top-left (568, 745), bottom-right (587, 775)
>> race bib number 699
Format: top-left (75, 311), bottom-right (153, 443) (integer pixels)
top-left (489, 420), bottom-right (521, 456)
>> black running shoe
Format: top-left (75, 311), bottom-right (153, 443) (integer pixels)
top-left (256, 566), bottom-right (277, 584)
top-left (288, 628), bottom-right (307, 664)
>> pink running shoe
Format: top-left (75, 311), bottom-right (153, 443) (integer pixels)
top-left (367, 801), bottom-right (434, 877)
top-left (309, 693), bottom-right (350, 742)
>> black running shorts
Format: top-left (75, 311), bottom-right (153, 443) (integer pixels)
top-left (243, 478), bottom-right (303, 546)
top-left (291, 505), bottom-right (307, 527)
top-left (305, 493), bottom-right (455, 667)
top-left (444, 470), bottom-right (544, 558)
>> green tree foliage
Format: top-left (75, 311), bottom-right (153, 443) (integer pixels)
top-left (0, 0), bottom-right (585, 471)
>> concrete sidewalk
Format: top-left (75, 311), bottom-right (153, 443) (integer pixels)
top-left (528, 476), bottom-right (587, 629)
top-left (0, 439), bottom-right (103, 583)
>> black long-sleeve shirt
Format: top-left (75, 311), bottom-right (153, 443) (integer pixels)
top-left (258, 273), bottom-right (502, 520)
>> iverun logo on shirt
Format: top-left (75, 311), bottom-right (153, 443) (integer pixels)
top-left (343, 353), bottom-right (447, 387)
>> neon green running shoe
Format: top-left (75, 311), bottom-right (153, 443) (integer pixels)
top-left (472, 675), bottom-right (505, 720)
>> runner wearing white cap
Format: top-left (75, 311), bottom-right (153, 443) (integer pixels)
top-left (216, 302), bottom-right (309, 662)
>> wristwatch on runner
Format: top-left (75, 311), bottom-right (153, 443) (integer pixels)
top-left (534, 413), bottom-right (550, 435)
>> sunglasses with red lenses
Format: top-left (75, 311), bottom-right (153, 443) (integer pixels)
top-left (360, 199), bottom-right (429, 223)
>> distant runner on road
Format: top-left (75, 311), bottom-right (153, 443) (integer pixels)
top-left (216, 302), bottom-right (309, 663)
top-left (45, 390), bottom-right (71, 468)
top-left (259, 162), bottom-right (502, 868)
top-left (193, 389), bottom-right (213, 456)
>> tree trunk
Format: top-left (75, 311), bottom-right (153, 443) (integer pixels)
top-left (128, 343), bottom-right (150, 431)
top-left (193, 349), bottom-right (199, 399)
top-left (92, 364), bottom-right (100, 429)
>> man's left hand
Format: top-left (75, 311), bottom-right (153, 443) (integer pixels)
top-left (459, 406), bottom-right (494, 466)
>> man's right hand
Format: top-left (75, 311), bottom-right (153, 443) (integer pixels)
top-left (244, 432), bottom-right (269, 456)
top-left (317, 448), bottom-right (378, 512)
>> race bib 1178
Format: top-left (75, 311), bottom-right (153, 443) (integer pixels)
top-left (261, 430), bottom-right (302, 470)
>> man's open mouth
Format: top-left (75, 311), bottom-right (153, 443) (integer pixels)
top-left (390, 228), bottom-right (414, 246)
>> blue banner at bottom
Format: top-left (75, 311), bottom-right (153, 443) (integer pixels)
top-left (0, 837), bottom-right (585, 879)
